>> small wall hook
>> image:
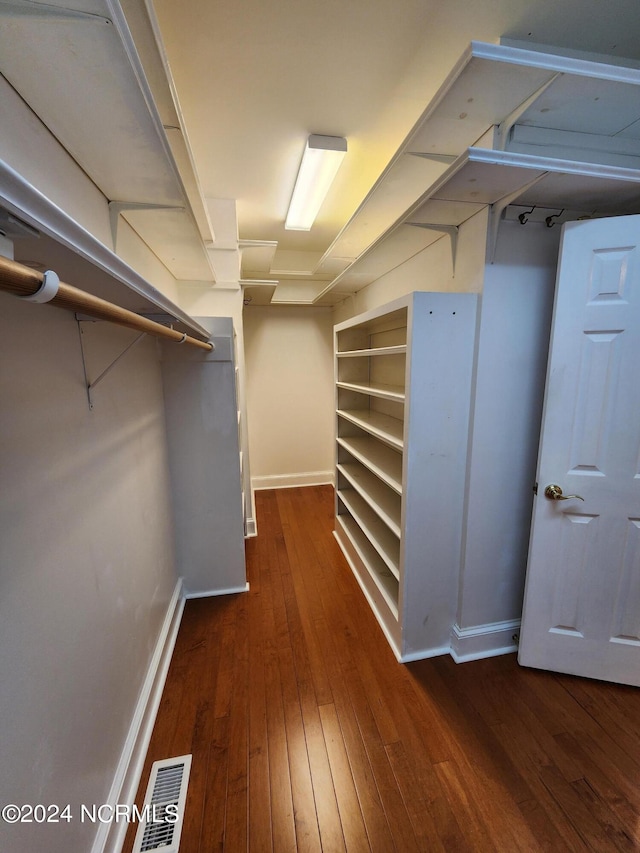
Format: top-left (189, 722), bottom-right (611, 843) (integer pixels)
top-left (545, 209), bottom-right (564, 228)
top-left (518, 206), bottom-right (535, 225)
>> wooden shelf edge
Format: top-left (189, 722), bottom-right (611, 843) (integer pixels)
top-left (337, 492), bottom-right (400, 581)
top-left (337, 345), bottom-right (407, 358)
top-left (334, 519), bottom-right (400, 624)
top-left (337, 410), bottom-right (404, 451)
top-left (337, 380), bottom-right (405, 403)
top-left (337, 463), bottom-right (401, 538)
top-left (336, 436), bottom-right (402, 495)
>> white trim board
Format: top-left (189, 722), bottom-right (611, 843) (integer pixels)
top-left (185, 582), bottom-right (250, 599)
top-left (244, 516), bottom-right (258, 538)
top-left (449, 619), bottom-right (520, 663)
top-left (92, 578), bottom-right (186, 853)
top-left (401, 646), bottom-right (451, 664)
top-left (252, 471), bottom-right (335, 490)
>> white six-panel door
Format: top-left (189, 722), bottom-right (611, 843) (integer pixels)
top-left (519, 214), bottom-right (640, 687)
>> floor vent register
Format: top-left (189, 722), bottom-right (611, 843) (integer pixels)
top-left (131, 754), bottom-right (192, 853)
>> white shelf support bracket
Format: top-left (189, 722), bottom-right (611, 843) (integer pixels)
top-left (487, 172), bottom-right (548, 263)
top-left (406, 223), bottom-right (459, 276)
top-left (495, 72), bottom-right (562, 151)
top-left (108, 201), bottom-right (184, 251)
top-left (407, 152), bottom-right (458, 165)
top-left (76, 315), bottom-right (147, 411)
top-left (0, 0), bottom-right (111, 24)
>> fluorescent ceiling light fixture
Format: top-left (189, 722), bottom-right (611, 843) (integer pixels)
top-left (285, 134), bottom-right (347, 231)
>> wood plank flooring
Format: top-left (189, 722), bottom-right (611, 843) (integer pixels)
top-left (122, 486), bottom-right (640, 852)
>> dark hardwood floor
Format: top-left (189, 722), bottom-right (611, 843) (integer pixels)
top-left (123, 485), bottom-right (640, 852)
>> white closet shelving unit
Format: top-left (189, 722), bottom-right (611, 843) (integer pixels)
top-left (233, 330), bottom-right (244, 524)
top-left (334, 291), bottom-right (478, 661)
top-left (327, 41), bottom-right (640, 664)
top-left (233, 328), bottom-right (254, 537)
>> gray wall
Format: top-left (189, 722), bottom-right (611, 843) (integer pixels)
top-left (0, 291), bottom-right (178, 853)
top-left (458, 220), bottom-right (560, 630)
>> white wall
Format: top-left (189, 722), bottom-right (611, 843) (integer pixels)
top-left (0, 291), bottom-right (178, 853)
top-left (244, 305), bottom-right (335, 489)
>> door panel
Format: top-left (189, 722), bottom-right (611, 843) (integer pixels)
top-left (519, 214), bottom-right (640, 686)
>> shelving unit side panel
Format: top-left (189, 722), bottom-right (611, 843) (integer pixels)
top-left (399, 292), bottom-right (479, 657)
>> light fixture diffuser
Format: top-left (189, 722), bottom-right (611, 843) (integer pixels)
top-left (285, 134), bottom-right (347, 231)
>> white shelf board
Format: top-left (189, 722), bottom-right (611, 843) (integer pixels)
top-left (322, 153), bottom-right (453, 265)
top-left (0, 3), bottom-right (214, 282)
top-left (0, 164), bottom-right (210, 338)
top-left (430, 147), bottom-right (640, 209)
top-left (338, 488), bottom-right (400, 580)
top-left (241, 280), bottom-right (278, 306)
top-left (327, 145), bottom-right (640, 300)
top-left (337, 345), bottom-right (407, 358)
top-left (337, 463), bottom-right (401, 538)
top-left (336, 514), bottom-right (399, 618)
top-left (337, 409), bottom-right (404, 451)
top-left (336, 380), bottom-right (405, 403)
top-left (315, 41), bottom-right (640, 305)
top-left (336, 435), bottom-right (402, 495)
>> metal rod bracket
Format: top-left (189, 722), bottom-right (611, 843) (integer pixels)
top-left (20, 268), bottom-right (59, 303)
top-left (76, 314), bottom-right (147, 411)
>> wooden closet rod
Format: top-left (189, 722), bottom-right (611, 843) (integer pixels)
top-left (0, 254), bottom-right (213, 351)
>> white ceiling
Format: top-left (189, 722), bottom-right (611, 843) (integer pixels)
top-left (2, 0), bottom-right (640, 306)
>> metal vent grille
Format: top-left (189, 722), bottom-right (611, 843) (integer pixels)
top-left (132, 755), bottom-right (192, 853)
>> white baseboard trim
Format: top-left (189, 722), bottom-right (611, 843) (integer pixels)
top-left (185, 582), bottom-right (250, 599)
top-left (92, 578), bottom-right (185, 853)
top-left (252, 470), bottom-right (334, 491)
top-left (244, 515), bottom-right (257, 538)
top-left (400, 646), bottom-right (451, 664)
top-left (449, 618), bottom-right (520, 663)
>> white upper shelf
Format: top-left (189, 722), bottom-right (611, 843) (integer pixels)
top-left (315, 40), bottom-right (640, 302)
top-left (324, 148), bottom-right (640, 294)
top-left (0, 0), bottom-right (212, 282)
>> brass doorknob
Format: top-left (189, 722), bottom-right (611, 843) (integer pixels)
top-left (544, 484), bottom-right (584, 502)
